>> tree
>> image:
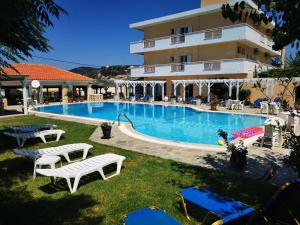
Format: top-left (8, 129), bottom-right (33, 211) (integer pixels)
top-left (221, 0), bottom-right (300, 51)
top-left (0, 0), bottom-right (67, 75)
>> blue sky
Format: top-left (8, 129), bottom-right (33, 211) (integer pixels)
top-left (29, 0), bottom-right (199, 69)
top-left (28, 0), bottom-right (295, 70)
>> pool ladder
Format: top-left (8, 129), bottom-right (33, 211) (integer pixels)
top-left (117, 113), bottom-right (135, 129)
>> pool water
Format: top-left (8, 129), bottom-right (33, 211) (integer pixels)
top-left (37, 102), bottom-right (266, 145)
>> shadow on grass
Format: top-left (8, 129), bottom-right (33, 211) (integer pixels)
top-left (39, 164), bottom-right (120, 194)
top-left (0, 187), bottom-right (103, 225)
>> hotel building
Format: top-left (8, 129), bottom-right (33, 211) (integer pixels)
top-left (129, 0), bottom-right (280, 101)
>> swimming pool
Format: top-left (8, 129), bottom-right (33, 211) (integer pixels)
top-left (36, 102), bottom-right (266, 145)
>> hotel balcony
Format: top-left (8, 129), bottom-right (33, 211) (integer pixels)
top-left (130, 24), bottom-right (280, 56)
top-left (130, 58), bottom-right (275, 78)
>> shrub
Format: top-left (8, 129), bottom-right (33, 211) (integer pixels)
top-left (239, 89), bottom-right (251, 101)
top-left (283, 132), bottom-right (300, 178)
top-left (218, 129), bottom-right (248, 170)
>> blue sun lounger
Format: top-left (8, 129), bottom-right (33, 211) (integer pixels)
top-left (123, 207), bottom-right (181, 225)
top-left (179, 187), bottom-right (254, 224)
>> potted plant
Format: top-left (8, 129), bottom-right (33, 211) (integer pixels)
top-left (194, 95), bottom-right (202, 106)
top-left (170, 95), bottom-right (176, 104)
top-left (283, 132), bottom-right (300, 177)
top-left (101, 122), bottom-right (112, 139)
top-left (218, 129), bottom-right (248, 170)
top-left (210, 98), bottom-right (219, 110)
top-left (67, 91), bottom-right (73, 103)
top-left (80, 97), bottom-right (85, 102)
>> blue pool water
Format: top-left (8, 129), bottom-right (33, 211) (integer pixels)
top-left (37, 102), bottom-right (266, 145)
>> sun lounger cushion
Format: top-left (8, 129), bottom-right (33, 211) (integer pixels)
top-left (125, 208), bottom-right (181, 225)
top-left (5, 124), bottom-right (56, 133)
top-left (4, 129), bottom-right (65, 147)
top-left (180, 187), bottom-right (254, 223)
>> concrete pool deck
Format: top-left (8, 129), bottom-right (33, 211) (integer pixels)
top-left (31, 101), bottom-right (297, 185)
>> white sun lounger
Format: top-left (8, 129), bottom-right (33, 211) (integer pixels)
top-left (4, 129), bottom-right (65, 147)
top-left (5, 124), bottom-right (57, 133)
top-left (36, 153), bottom-right (126, 193)
top-left (13, 143), bottom-right (93, 162)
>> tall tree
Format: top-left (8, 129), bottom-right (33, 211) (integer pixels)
top-left (221, 0), bottom-right (300, 51)
top-left (0, 0), bottom-right (67, 74)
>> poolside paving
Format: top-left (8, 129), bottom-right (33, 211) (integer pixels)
top-left (32, 101), bottom-right (298, 185)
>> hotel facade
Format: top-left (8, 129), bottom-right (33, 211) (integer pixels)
top-left (129, 0), bottom-right (281, 101)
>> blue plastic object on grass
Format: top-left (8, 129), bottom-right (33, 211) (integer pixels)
top-left (124, 208), bottom-right (181, 225)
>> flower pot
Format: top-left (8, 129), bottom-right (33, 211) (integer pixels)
top-left (170, 98), bottom-right (176, 104)
top-left (68, 98), bottom-right (73, 103)
top-left (101, 125), bottom-right (112, 139)
top-left (211, 104), bottom-right (217, 110)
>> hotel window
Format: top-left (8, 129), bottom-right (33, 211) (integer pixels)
top-left (170, 56), bottom-right (175, 63)
top-left (237, 46), bottom-right (245, 55)
top-left (204, 62), bottom-right (221, 71)
top-left (204, 29), bottom-right (222, 40)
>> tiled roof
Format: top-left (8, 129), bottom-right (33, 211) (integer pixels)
top-left (2, 63), bottom-right (93, 81)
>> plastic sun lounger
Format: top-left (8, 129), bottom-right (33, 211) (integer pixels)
top-left (179, 187), bottom-right (254, 224)
top-left (4, 129), bottom-right (65, 147)
top-left (36, 153), bottom-right (126, 193)
top-left (5, 124), bottom-right (57, 133)
top-left (123, 207), bottom-right (181, 225)
top-left (13, 143), bottom-right (93, 162)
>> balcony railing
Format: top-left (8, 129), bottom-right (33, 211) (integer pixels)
top-left (171, 64), bottom-right (185, 72)
top-left (204, 62), bottom-right (221, 71)
top-left (144, 40), bottom-right (155, 48)
top-left (204, 29), bottom-right (222, 40)
top-left (171, 34), bottom-right (185, 44)
top-left (130, 23), bottom-right (280, 56)
top-left (130, 58), bottom-right (275, 77)
top-left (144, 65), bottom-right (155, 73)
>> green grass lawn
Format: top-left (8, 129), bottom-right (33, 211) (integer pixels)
top-left (0, 116), bottom-right (296, 225)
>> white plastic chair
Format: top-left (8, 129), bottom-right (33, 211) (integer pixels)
top-left (260, 102), bottom-right (269, 114)
top-left (36, 153), bottom-right (126, 193)
top-left (4, 129), bottom-right (65, 147)
top-left (236, 100), bottom-right (245, 110)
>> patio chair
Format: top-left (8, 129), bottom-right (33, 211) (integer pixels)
top-left (260, 102), bottom-right (269, 114)
top-left (178, 187), bottom-right (254, 224)
top-left (143, 95), bottom-right (149, 102)
top-left (5, 124), bottom-right (57, 133)
top-left (123, 207), bottom-right (181, 225)
top-left (226, 99), bottom-right (235, 110)
top-left (253, 98), bottom-right (263, 108)
top-left (4, 129), bottom-right (65, 147)
top-left (179, 180), bottom-right (300, 225)
top-left (260, 125), bottom-right (279, 148)
top-left (185, 97), bottom-right (194, 104)
top-left (36, 153), bottom-right (126, 193)
top-left (269, 102), bottom-right (280, 115)
top-left (236, 100), bottom-right (245, 110)
top-left (13, 143), bottom-right (93, 162)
